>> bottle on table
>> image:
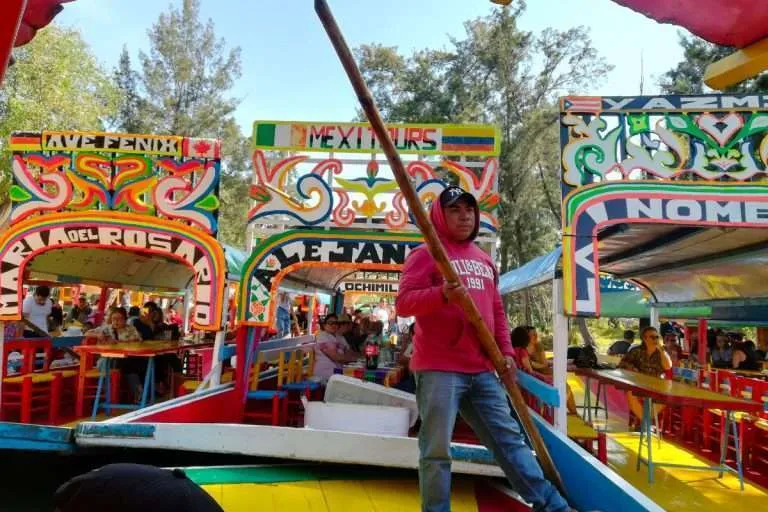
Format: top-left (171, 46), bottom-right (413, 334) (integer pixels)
top-left (365, 339), bottom-right (380, 370)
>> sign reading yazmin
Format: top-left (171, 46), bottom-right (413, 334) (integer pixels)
top-left (0, 224), bottom-right (219, 328)
top-left (41, 130), bottom-right (183, 156)
top-left (252, 121), bottom-right (500, 156)
top-left (561, 93), bottom-right (768, 113)
top-left (340, 281), bottom-right (399, 294)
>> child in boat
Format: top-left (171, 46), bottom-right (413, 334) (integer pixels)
top-left (397, 186), bottom-right (571, 512)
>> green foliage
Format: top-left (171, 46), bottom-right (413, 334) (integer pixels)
top-left (0, 25), bottom-right (119, 201)
top-left (115, 0), bottom-right (247, 249)
top-left (138, 0), bottom-right (241, 137)
top-left (660, 32), bottom-right (768, 94)
top-left (356, 6), bottom-right (611, 326)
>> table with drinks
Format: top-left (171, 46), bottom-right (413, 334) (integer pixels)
top-left (333, 337), bottom-right (404, 387)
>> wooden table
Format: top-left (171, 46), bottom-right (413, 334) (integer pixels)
top-left (576, 368), bottom-right (763, 489)
top-left (74, 340), bottom-right (211, 419)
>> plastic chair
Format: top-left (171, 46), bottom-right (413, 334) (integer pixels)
top-left (243, 351), bottom-right (289, 426)
top-left (1, 339), bottom-right (76, 424)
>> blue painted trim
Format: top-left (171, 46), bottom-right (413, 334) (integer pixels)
top-left (248, 390), bottom-right (287, 399)
top-left (76, 423), bottom-right (156, 438)
top-left (220, 344), bottom-right (236, 360)
top-left (450, 444), bottom-right (496, 465)
top-left (673, 367), bottom-right (698, 382)
top-left (52, 336), bottom-right (84, 348)
top-left (0, 422), bottom-right (74, 452)
top-left (515, 371), bottom-right (560, 408)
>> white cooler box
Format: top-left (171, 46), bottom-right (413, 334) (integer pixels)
top-left (303, 401), bottom-right (410, 437)
top-left (323, 374), bottom-right (418, 427)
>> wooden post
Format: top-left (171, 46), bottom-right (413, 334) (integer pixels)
top-left (314, 0), bottom-right (565, 495)
top-left (697, 319), bottom-right (708, 365)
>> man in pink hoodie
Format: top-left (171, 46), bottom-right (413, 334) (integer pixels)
top-left (397, 186), bottom-right (570, 512)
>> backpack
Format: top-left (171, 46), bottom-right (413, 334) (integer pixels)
top-left (574, 344), bottom-right (598, 369)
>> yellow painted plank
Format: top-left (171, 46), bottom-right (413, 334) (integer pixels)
top-left (608, 433), bottom-right (768, 511)
top-left (704, 37), bottom-right (768, 90)
top-left (205, 479), bottom-right (479, 512)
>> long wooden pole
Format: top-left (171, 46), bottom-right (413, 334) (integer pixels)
top-left (314, 0), bottom-right (566, 496)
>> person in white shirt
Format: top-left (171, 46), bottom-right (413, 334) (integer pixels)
top-left (312, 314), bottom-right (357, 383)
top-left (22, 285), bottom-right (53, 335)
top-left (372, 300), bottom-right (390, 334)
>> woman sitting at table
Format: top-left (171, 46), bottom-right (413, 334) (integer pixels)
top-left (732, 340), bottom-right (760, 371)
top-left (84, 307), bottom-right (145, 402)
top-left (710, 334), bottom-right (733, 369)
top-left (618, 326), bottom-right (672, 429)
top-left (312, 314), bottom-right (358, 384)
top-left (84, 307), bottom-right (142, 344)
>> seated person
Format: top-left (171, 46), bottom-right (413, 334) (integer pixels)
top-left (84, 307), bottom-right (141, 343)
top-left (70, 295), bottom-right (92, 325)
top-left (128, 306), bottom-right (154, 341)
top-left (525, 326), bottom-right (549, 373)
top-left (710, 334), bottom-right (733, 368)
top-left (662, 329), bottom-right (684, 367)
top-left (756, 337), bottom-right (768, 361)
top-left (732, 341), bottom-right (760, 371)
top-left (608, 330), bottom-right (635, 356)
top-left (618, 326), bottom-right (672, 427)
top-left (510, 326), bottom-right (577, 415)
top-left (312, 314), bottom-right (358, 383)
top-left (84, 308), bottom-right (144, 402)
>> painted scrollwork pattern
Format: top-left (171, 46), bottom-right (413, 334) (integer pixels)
top-left (562, 110), bottom-right (768, 188)
top-left (248, 150), bottom-right (500, 234)
top-left (7, 131), bottom-right (222, 234)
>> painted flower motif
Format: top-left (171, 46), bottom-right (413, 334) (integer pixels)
top-left (250, 302), bottom-right (265, 318)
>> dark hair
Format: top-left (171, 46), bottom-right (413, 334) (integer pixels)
top-left (408, 323), bottom-right (416, 336)
top-left (369, 320), bottom-right (384, 336)
top-left (143, 301), bottom-right (159, 311)
top-left (128, 306), bottom-right (141, 317)
top-left (35, 285), bottom-right (51, 298)
top-left (111, 307), bottom-right (128, 320)
top-left (322, 314), bottom-right (338, 328)
top-left (640, 326), bottom-right (657, 343)
top-left (511, 326), bottom-right (530, 349)
top-left (524, 325), bottom-right (536, 333)
top-left (624, 330), bottom-right (635, 340)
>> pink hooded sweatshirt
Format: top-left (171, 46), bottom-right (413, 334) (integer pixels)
top-left (396, 195), bottom-right (513, 374)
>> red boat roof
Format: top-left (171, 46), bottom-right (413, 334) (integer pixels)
top-left (613, 0), bottom-right (768, 48)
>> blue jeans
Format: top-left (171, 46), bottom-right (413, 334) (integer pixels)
top-left (415, 371), bottom-right (570, 512)
top-left (276, 307), bottom-right (290, 337)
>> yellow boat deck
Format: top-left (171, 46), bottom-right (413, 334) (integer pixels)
top-left (568, 374), bottom-right (768, 511)
top-left (203, 478), bottom-right (481, 512)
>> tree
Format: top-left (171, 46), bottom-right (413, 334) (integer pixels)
top-left (135, 0), bottom-right (247, 248)
top-left (138, 0), bottom-right (241, 137)
top-left (113, 46), bottom-right (146, 133)
top-left (356, 6), bottom-right (611, 325)
top-left (0, 25), bottom-right (118, 200)
top-left (660, 32), bottom-right (768, 94)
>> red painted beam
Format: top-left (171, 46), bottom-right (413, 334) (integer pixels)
top-left (0, 0), bottom-right (27, 84)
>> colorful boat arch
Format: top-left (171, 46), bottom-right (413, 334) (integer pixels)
top-left (0, 211), bottom-right (227, 331)
top-left (237, 230), bottom-right (423, 326)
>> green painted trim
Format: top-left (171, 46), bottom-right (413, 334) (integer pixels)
top-left (563, 181), bottom-right (768, 224)
top-left (237, 228), bottom-right (425, 321)
top-left (184, 464), bottom-right (415, 486)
